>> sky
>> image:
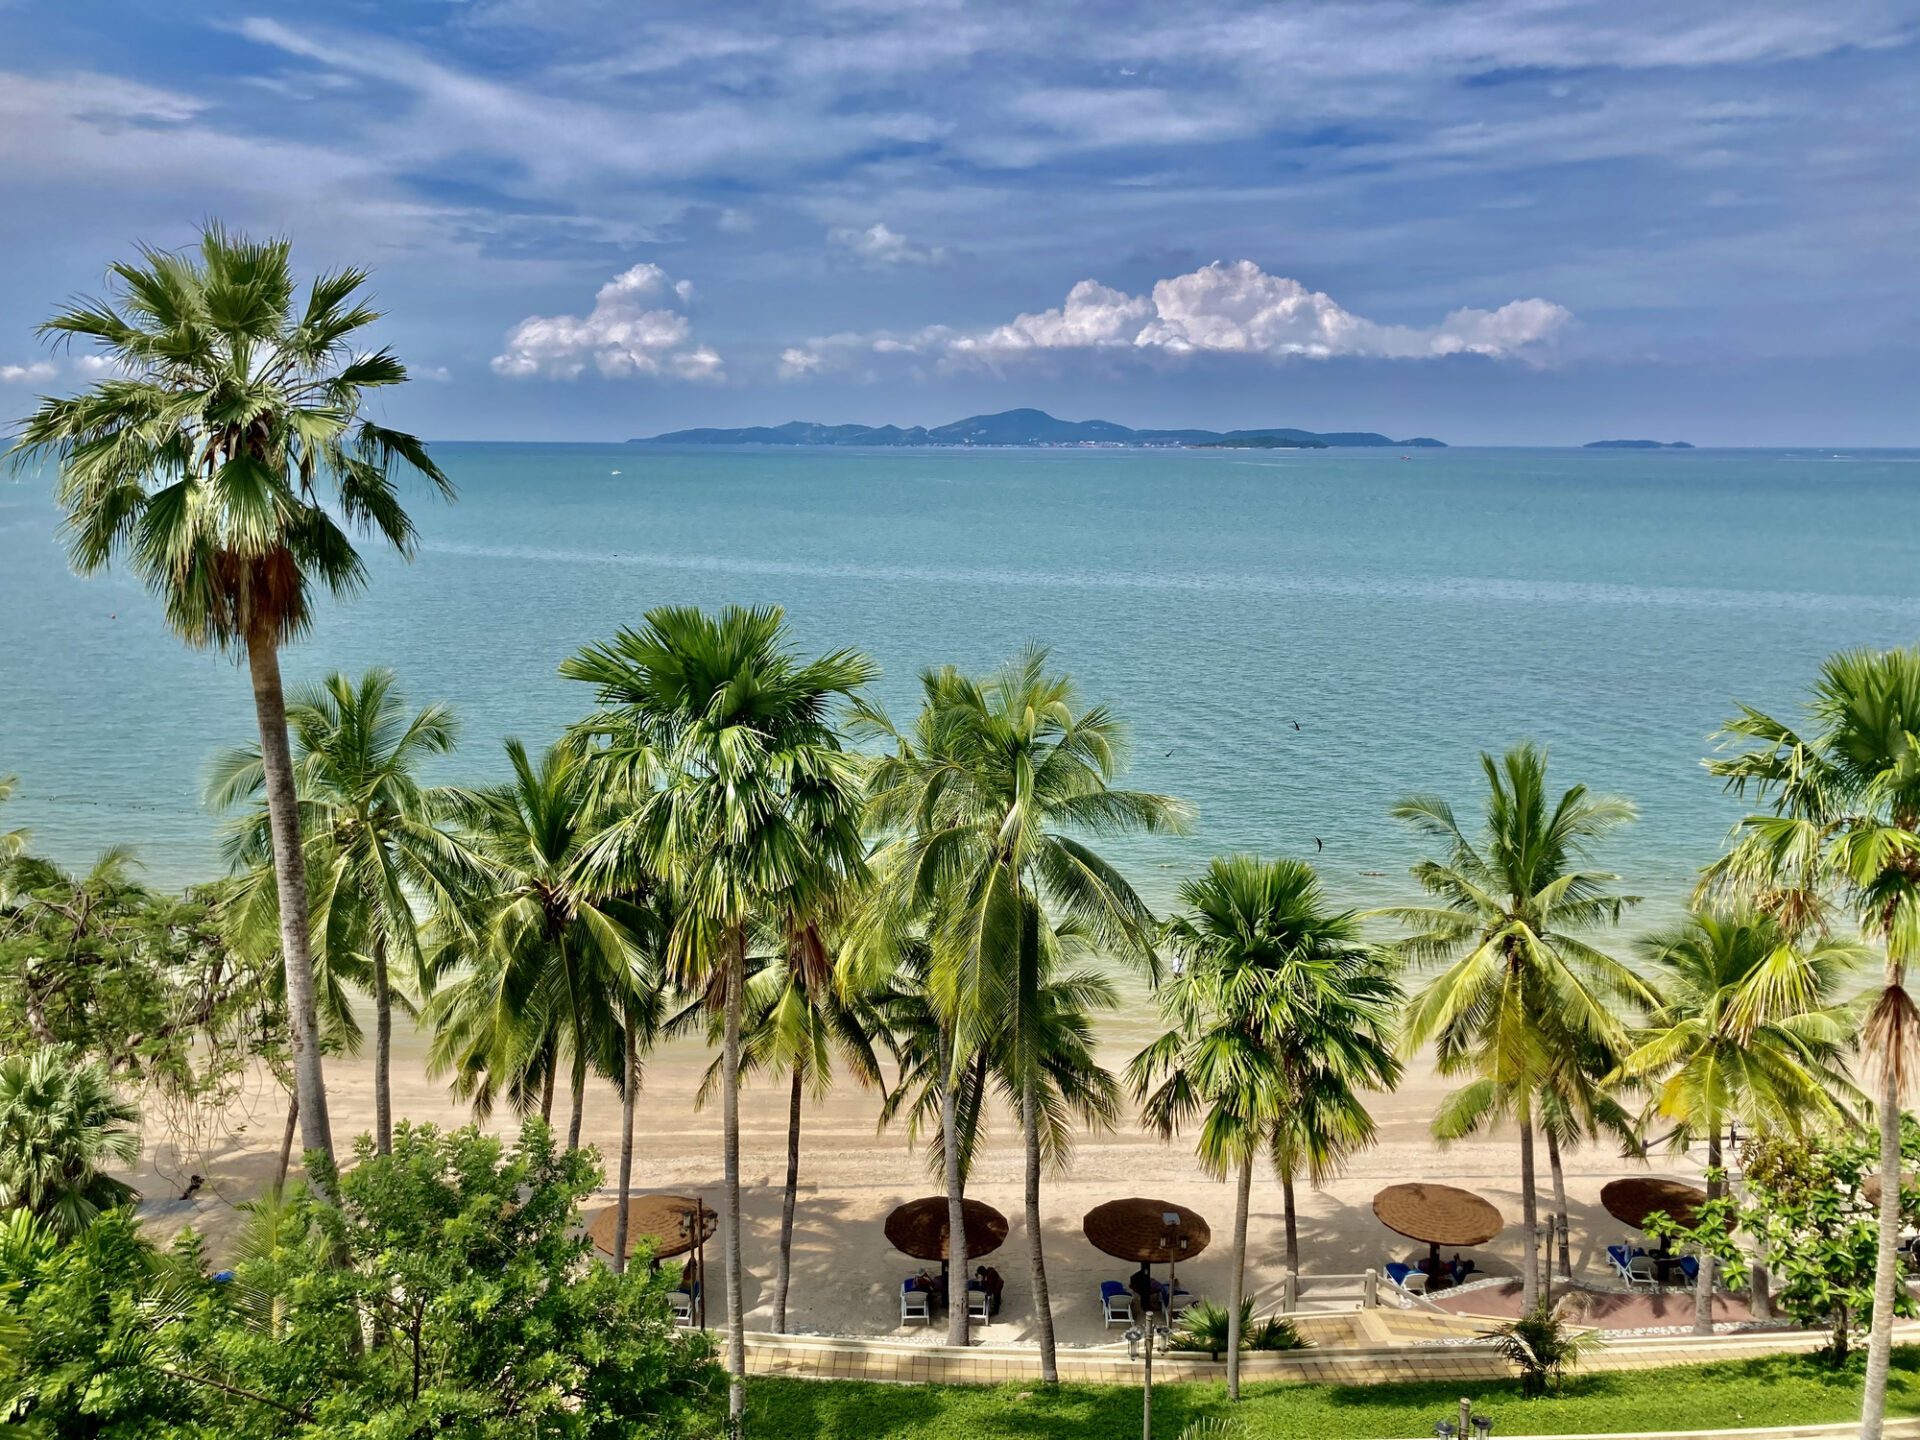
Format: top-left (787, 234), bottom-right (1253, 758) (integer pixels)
top-left (1, 0), bottom-right (1916, 445)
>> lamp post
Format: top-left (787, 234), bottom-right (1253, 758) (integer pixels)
top-left (1127, 1322), bottom-right (1172, 1440)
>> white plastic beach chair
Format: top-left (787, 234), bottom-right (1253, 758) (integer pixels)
top-left (669, 1291), bottom-right (695, 1328)
top-left (901, 1286), bottom-right (933, 1325)
top-left (968, 1288), bottom-right (990, 1323)
top-left (1399, 1270), bottom-right (1428, 1297)
top-left (1626, 1255), bottom-right (1659, 1290)
top-left (1101, 1281), bottom-right (1135, 1328)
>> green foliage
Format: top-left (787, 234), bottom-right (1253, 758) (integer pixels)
top-left (1480, 1302), bottom-right (1594, 1397)
top-left (1649, 1136), bottom-right (1919, 1363)
top-left (0, 1045), bottom-right (140, 1237)
top-left (0, 1120), bottom-right (721, 1439)
top-left (744, 1349), bottom-right (1920, 1440)
top-left (1171, 1301), bottom-right (1308, 1361)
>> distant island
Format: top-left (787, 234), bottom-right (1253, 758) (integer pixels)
top-left (1584, 439), bottom-right (1694, 449)
top-left (633, 408), bottom-right (1446, 449)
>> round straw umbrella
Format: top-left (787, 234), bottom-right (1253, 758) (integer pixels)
top-left (884, 1196), bottom-right (1009, 1293)
top-left (1082, 1197), bottom-right (1212, 1316)
top-left (587, 1195), bottom-right (717, 1263)
top-left (1372, 1183), bottom-right (1504, 1272)
top-left (1599, 1177), bottom-right (1707, 1233)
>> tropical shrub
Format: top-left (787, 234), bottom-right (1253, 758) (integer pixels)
top-left (1172, 1300), bottom-right (1309, 1360)
top-left (0, 1044), bottom-right (139, 1235)
top-left (1482, 1302), bottom-right (1594, 1397)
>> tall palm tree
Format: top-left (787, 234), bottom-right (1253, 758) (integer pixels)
top-left (0, 1045), bottom-right (139, 1236)
top-left (1703, 651), bottom-right (1920, 1440)
top-left (1386, 743), bottom-right (1650, 1314)
top-left (10, 226), bottom-right (451, 1167)
top-left (1130, 855), bottom-right (1400, 1401)
top-left (207, 668), bottom-right (465, 1154)
top-left (563, 604), bottom-right (874, 1429)
top-left (857, 651), bottom-right (1191, 1379)
top-left (1615, 907), bottom-right (1862, 1332)
top-left (609, 884), bottom-right (673, 1276)
top-left (0, 775), bottom-right (27, 875)
top-left (423, 740), bottom-right (642, 1151)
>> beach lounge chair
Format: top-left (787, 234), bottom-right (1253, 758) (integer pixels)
top-left (1607, 1245), bottom-right (1633, 1282)
top-left (1626, 1254), bottom-right (1659, 1289)
top-left (1678, 1255), bottom-right (1699, 1282)
top-left (968, 1287), bottom-right (991, 1323)
top-left (901, 1281), bottom-right (933, 1325)
top-left (1101, 1280), bottom-right (1135, 1328)
top-left (1385, 1262), bottom-right (1413, 1288)
top-left (669, 1291), bottom-right (695, 1327)
top-left (1399, 1269), bottom-right (1429, 1296)
top-left (1165, 1286), bottom-right (1194, 1318)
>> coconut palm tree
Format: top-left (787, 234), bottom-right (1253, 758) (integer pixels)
top-left (1130, 855), bottom-right (1400, 1401)
top-left (1616, 906), bottom-right (1863, 1332)
top-left (207, 668), bottom-right (466, 1155)
top-left (1704, 647), bottom-right (1920, 1440)
top-left (1385, 742), bottom-right (1650, 1314)
top-left (562, 604), bottom-right (875, 1429)
top-left (609, 884), bottom-right (673, 1276)
top-left (856, 651), bottom-right (1191, 1380)
top-left (423, 740), bottom-right (643, 1151)
top-left (10, 226), bottom-right (451, 1166)
top-left (0, 1045), bottom-right (139, 1236)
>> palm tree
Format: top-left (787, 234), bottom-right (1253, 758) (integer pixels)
top-left (424, 740), bottom-right (642, 1151)
top-left (1706, 649), bottom-right (1920, 1438)
top-left (0, 774), bottom-right (26, 874)
top-left (1386, 742), bottom-right (1650, 1314)
top-left (1130, 855), bottom-right (1400, 1401)
top-left (609, 884), bottom-right (673, 1276)
top-left (0, 1045), bottom-right (139, 1236)
top-left (10, 226), bottom-right (451, 1167)
top-left (207, 668), bottom-right (464, 1155)
top-left (1615, 906), bottom-right (1862, 1332)
top-left (857, 651), bottom-right (1191, 1379)
top-left (563, 604), bottom-right (875, 1428)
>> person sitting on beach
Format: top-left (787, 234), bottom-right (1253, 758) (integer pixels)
top-left (975, 1265), bottom-right (1004, 1316)
top-left (678, 1255), bottom-right (701, 1298)
top-left (910, 1268), bottom-right (936, 1294)
top-left (1448, 1253), bottom-right (1475, 1286)
top-left (1129, 1263), bottom-right (1158, 1318)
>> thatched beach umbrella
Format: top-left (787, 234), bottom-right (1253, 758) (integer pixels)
top-left (1372, 1183), bottom-right (1504, 1270)
top-left (1082, 1197), bottom-right (1212, 1317)
top-left (587, 1194), bottom-right (717, 1263)
top-left (884, 1196), bottom-right (1009, 1264)
top-left (1600, 1177), bottom-right (1707, 1233)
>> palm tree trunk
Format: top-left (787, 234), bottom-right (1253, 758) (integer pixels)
top-left (372, 932), bottom-right (392, 1156)
top-left (613, 1021), bottom-right (636, 1276)
top-left (943, 1055), bottom-right (971, 1347)
top-left (1023, 1072), bottom-right (1058, 1383)
top-left (1281, 1168), bottom-right (1300, 1279)
top-left (1227, 1153), bottom-right (1252, 1402)
top-left (1518, 1100), bottom-right (1540, 1314)
top-left (773, 1068), bottom-right (802, 1333)
top-left (1694, 1129), bottom-right (1721, 1335)
top-left (568, 1045), bottom-right (586, 1152)
top-left (276, 1090), bottom-right (299, 1189)
top-left (540, 1046), bottom-right (556, 1125)
top-left (723, 925), bottom-right (747, 1429)
top-left (1546, 1125), bottom-right (1570, 1282)
top-left (247, 631), bottom-right (333, 1170)
top-left (1860, 1021), bottom-right (1906, 1440)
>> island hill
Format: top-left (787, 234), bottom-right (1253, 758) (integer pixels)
top-left (633, 408), bottom-right (1445, 449)
top-left (1584, 439), bottom-right (1694, 449)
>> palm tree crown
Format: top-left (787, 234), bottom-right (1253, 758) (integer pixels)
top-left (0, 1045), bottom-right (140, 1237)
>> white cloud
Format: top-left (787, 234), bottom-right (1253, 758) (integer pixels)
top-left (828, 222), bottom-right (945, 266)
top-left (491, 264), bottom-right (724, 381)
top-left (782, 260), bottom-right (1571, 377)
top-left (0, 362), bottom-right (58, 385)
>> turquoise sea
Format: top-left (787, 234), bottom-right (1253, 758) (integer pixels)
top-left (4, 443), bottom-right (1919, 929)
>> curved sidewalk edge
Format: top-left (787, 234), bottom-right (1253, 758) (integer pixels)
top-left (741, 1320), bottom-right (1920, 1388)
top-left (1495, 1422), bottom-right (1920, 1440)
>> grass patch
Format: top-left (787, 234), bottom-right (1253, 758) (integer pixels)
top-left (748, 1347), bottom-right (1920, 1439)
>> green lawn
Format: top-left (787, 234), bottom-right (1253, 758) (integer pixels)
top-left (749, 1348), bottom-right (1920, 1440)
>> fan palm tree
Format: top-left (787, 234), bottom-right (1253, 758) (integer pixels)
top-left (0, 1045), bottom-right (140, 1236)
top-left (856, 651), bottom-right (1191, 1379)
top-left (423, 740), bottom-right (643, 1152)
top-left (207, 668), bottom-right (466, 1154)
top-left (10, 226), bottom-right (452, 1167)
top-left (1704, 646), bottom-right (1920, 1439)
top-left (1130, 855), bottom-right (1400, 1401)
top-left (562, 604), bottom-right (874, 1428)
top-left (0, 774), bottom-right (26, 874)
top-left (1385, 742), bottom-right (1650, 1314)
top-left (1615, 906), bottom-right (1863, 1332)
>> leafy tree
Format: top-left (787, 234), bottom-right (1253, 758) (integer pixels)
top-left (563, 604), bottom-right (875, 1426)
top-left (1387, 743), bottom-right (1649, 1313)
top-left (1704, 646), bottom-right (1920, 1440)
top-left (0, 1045), bottom-right (139, 1237)
top-left (1617, 908), bottom-right (1863, 1332)
top-left (856, 650), bottom-right (1189, 1378)
top-left (1131, 855), bottom-right (1399, 1401)
top-left (208, 668), bottom-right (467, 1155)
top-left (10, 225), bottom-right (453, 1169)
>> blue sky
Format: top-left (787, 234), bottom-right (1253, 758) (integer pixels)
top-left (1, 0), bottom-right (1916, 444)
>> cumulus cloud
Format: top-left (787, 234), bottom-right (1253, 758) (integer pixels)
top-left (781, 260), bottom-right (1571, 377)
top-left (491, 264), bottom-right (723, 381)
top-left (828, 222), bottom-right (945, 266)
top-left (0, 362), bottom-right (58, 385)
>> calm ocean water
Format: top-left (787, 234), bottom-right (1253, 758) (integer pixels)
top-left (4, 443), bottom-right (1918, 930)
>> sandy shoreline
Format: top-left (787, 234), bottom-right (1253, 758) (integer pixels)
top-left (129, 1009), bottom-right (1709, 1347)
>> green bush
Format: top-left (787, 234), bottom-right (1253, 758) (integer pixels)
top-left (1171, 1300), bottom-right (1308, 1360)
